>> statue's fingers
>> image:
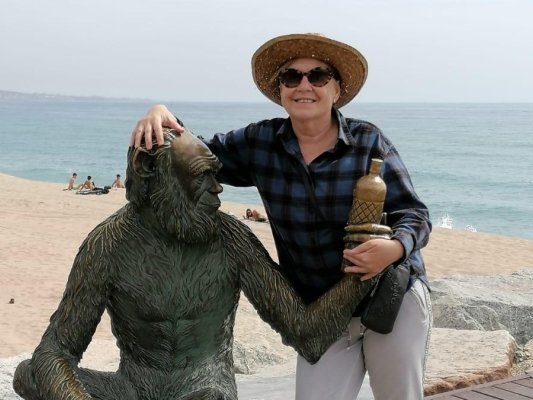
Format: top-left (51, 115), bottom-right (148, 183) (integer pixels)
top-left (344, 223), bottom-right (392, 235)
top-left (343, 233), bottom-right (390, 243)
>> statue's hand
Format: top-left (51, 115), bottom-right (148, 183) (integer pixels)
top-left (343, 223), bottom-right (391, 248)
top-left (344, 223), bottom-right (392, 235)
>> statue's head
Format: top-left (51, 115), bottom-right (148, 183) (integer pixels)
top-left (126, 128), bottom-right (223, 242)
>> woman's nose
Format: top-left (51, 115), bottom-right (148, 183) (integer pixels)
top-left (296, 75), bottom-right (313, 89)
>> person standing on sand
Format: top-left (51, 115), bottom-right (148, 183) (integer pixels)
top-left (130, 33), bottom-right (432, 400)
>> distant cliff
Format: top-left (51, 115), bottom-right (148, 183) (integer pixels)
top-left (0, 90), bottom-right (149, 102)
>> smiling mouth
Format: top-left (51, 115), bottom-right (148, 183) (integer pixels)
top-left (294, 99), bottom-right (316, 103)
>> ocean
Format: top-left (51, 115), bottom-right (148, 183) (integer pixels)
top-left (1, 97), bottom-right (532, 240)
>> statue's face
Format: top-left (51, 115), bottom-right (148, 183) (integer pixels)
top-left (171, 132), bottom-right (223, 215)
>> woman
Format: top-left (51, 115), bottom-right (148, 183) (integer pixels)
top-left (130, 33), bottom-right (432, 400)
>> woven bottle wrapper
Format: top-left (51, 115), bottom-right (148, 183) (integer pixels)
top-left (347, 159), bottom-right (386, 226)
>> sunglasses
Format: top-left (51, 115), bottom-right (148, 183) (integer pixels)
top-left (278, 67), bottom-right (337, 88)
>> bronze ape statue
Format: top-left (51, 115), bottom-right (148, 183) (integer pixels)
top-left (13, 129), bottom-right (375, 400)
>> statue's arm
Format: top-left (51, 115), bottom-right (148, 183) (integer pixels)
top-left (235, 226), bottom-right (376, 364)
top-left (30, 237), bottom-right (110, 400)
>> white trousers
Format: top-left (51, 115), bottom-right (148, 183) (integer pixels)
top-left (295, 279), bottom-right (432, 400)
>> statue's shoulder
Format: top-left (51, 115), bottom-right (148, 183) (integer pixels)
top-left (217, 212), bottom-right (270, 256)
top-left (80, 204), bottom-right (142, 252)
top-left (218, 211), bottom-right (253, 237)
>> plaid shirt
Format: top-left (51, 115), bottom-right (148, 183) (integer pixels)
top-left (205, 109), bottom-right (431, 304)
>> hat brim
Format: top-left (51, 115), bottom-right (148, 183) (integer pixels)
top-left (251, 34), bottom-right (368, 108)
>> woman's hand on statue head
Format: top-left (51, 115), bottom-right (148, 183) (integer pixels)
top-left (130, 104), bottom-right (184, 150)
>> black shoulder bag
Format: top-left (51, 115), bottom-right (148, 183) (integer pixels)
top-left (359, 262), bottom-right (410, 334)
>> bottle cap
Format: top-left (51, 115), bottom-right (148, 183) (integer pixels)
top-left (369, 158), bottom-right (383, 174)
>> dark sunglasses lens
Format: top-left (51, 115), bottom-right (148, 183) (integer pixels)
top-left (308, 69), bottom-right (332, 87)
top-left (279, 69), bottom-right (303, 88)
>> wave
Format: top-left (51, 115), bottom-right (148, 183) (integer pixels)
top-left (436, 212), bottom-right (477, 232)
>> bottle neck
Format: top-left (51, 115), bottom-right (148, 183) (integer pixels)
top-left (369, 158), bottom-right (383, 175)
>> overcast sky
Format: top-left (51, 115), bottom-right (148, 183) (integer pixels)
top-left (1, 0), bottom-right (532, 103)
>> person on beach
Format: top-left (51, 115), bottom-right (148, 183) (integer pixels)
top-left (65, 172), bottom-right (78, 190)
top-left (130, 33), bottom-right (432, 400)
top-left (112, 173), bottom-right (125, 188)
top-left (78, 175), bottom-right (95, 191)
top-left (245, 208), bottom-right (253, 219)
top-left (244, 208), bottom-right (267, 222)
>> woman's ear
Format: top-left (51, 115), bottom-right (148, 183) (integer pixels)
top-left (132, 149), bottom-right (157, 178)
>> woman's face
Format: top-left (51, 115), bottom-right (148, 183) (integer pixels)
top-left (279, 58), bottom-right (340, 124)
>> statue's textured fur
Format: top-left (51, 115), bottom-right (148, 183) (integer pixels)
top-left (13, 129), bottom-right (375, 400)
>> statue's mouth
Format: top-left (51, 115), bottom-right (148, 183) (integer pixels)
top-left (198, 199), bottom-right (221, 213)
top-left (196, 191), bottom-right (222, 214)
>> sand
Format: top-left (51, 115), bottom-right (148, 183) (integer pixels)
top-left (1, 172), bottom-right (533, 361)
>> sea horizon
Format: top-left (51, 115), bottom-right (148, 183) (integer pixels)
top-left (2, 88), bottom-right (533, 105)
top-left (1, 95), bottom-right (532, 240)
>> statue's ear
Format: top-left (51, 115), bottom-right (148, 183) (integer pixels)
top-left (132, 149), bottom-right (157, 178)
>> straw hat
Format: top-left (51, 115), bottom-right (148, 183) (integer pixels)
top-left (251, 33), bottom-right (368, 108)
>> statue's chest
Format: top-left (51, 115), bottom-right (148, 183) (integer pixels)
top-left (111, 246), bottom-right (239, 319)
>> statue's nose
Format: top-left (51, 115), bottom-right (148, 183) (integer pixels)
top-left (207, 175), bottom-right (223, 195)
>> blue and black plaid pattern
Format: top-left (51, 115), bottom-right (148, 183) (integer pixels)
top-left (205, 110), bottom-right (431, 303)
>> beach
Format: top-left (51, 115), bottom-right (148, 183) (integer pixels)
top-left (1, 172), bottom-right (533, 399)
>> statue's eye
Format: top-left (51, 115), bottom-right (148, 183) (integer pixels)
top-left (195, 168), bottom-right (217, 185)
top-left (189, 156), bottom-right (221, 176)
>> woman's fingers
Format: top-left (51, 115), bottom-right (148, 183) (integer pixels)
top-left (129, 105), bottom-right (185, 149)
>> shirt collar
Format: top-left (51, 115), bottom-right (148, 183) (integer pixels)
top-left (335, 109), bottom-right (350, 145)
top-left (275, 108), bottom-right (351, 145)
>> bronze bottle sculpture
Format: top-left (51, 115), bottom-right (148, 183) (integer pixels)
top-left (343, 158), bottom-right (392, 268)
